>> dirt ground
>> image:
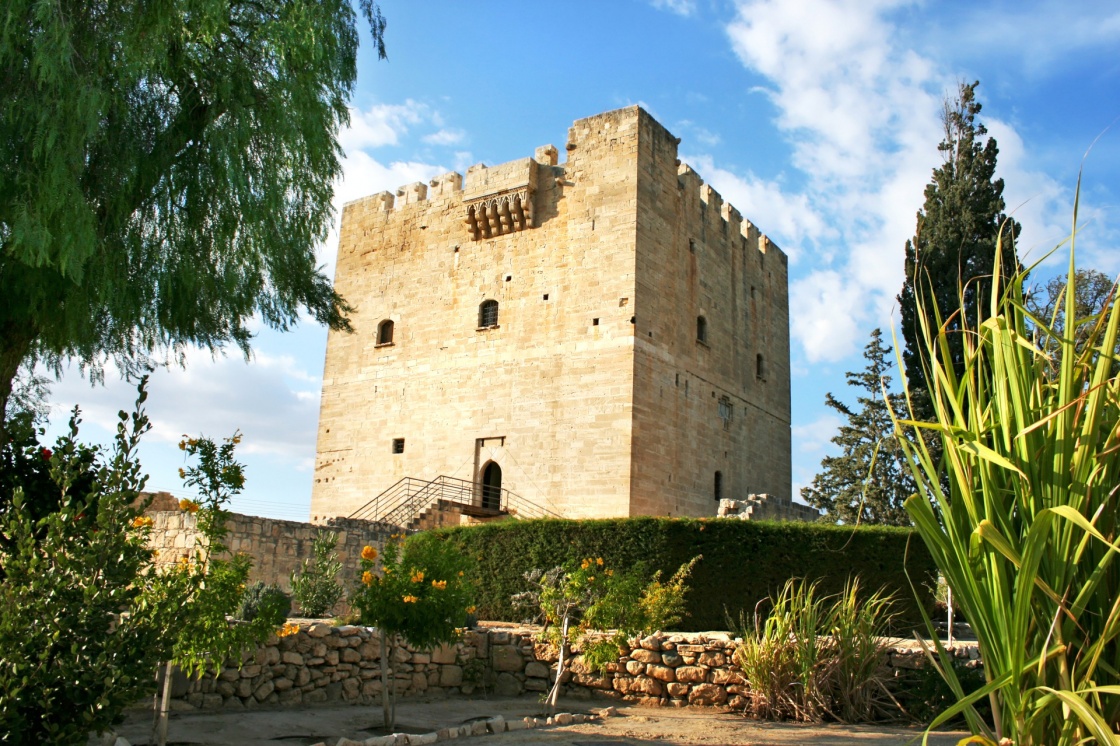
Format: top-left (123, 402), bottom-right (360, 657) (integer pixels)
top-left (104, 696), bottom-right (968, 746)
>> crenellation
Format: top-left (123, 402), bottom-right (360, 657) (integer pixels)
top-left (534, 144), bottom-right (559, 166)
top-left (428, 171), bottom-right (463, 198)
top-left (396, 181), bottom-right (428, 206)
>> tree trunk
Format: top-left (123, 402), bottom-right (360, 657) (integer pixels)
top-left (380, 629), bottom-right (395, 732)
top-left (546, 614), bottom-right (570, 713)
top-left (151, 660), bottom-right (173, 746)
top-left (0, 327), bottom-right (33, 437)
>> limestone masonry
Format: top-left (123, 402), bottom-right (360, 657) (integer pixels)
top-left (312, 107), bottom-right (792, 522)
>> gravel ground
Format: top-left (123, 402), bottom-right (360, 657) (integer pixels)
top-left (101, 696), bottom-right (967, 746)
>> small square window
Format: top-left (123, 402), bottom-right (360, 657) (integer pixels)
top-left (593, 318), bottom-right (600, 326)
top-left (392, 438), bottom-right (405, 454)
top-left (543, 294), bottom-right (549, 301)
top-left (505, 275), bottom-right (512, 282)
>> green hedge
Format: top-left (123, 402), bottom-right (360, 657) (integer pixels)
top-left (435, 517), bottom-right (938, 631)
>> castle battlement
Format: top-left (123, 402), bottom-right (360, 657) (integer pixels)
top-left (342, 107), bottom-right (785, 264)
top-left (315, 106), bottom-right (792, 523)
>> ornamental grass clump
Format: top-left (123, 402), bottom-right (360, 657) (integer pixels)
top-left (892, 206), bottom-right (1120, 744)
top-left (732, 577), bottom-right (897, 723)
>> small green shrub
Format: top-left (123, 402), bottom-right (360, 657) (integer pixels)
top-left (894, 662), bottom-right (990, 727)
top-left (289, 530), bottom-right (343, 617)
top-left (237, 581), bottom-right (291, 622)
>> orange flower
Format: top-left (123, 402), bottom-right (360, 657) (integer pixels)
top-left (131, 515), bottom-right (153, 529)
top-left (431, 580), bottom-right (447, 590)
top-left (179, 498), bottom-right (200, 513)
top-left (580, 559), bottom-right (590, 570)
top-left (466, 605), bottom-right (476, 614)
top-left (362, 571), bottom-right (375, 586)
top-left (278, 622), bottom-right (300, 638)
top-left (410, 570), bottom-right (425, 584)
top-left (361, 545), bottom-right (378, 561)
top-left (605, 569), bottom-right (614, 577)
top-left (596, 557), bottom-right (604, 566)
top-left (457, 570), bottom-right (464, 577)
top-left (402, 594), bottom-right (419, 604)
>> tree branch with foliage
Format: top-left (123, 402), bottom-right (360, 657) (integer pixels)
top-left (801, 329), bottom-right (915, 526)
top-left (0, 0), bottom-right (388, 429)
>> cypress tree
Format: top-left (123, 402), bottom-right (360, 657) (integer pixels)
top-left (898, 81), bottom-right (1021, 420)
top-left (801, 329), bottom-right (914, 526)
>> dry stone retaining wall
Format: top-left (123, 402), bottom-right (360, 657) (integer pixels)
top-left (172, 623), bottom-right (979, 712)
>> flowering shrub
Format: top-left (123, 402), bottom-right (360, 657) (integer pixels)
top-left (514, 555), bottom-right (700, 709)
top-left (0, 381), bottom-right (283, 743)
top-left (350, 533), bottom-right (474, 730)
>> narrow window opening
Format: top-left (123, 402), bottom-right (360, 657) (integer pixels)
top-left (505, 275), bottom-right (512, 282)
top-left (593, 318), bottom-right (600, 326)
top-left (543, 294), bottom-right (549, 301)
top-left (714, 471), bottom-right (723, 502)
top-left (675, 373), bottom-right (680, 386)
top-left (454, 246), bottom-right (460, 253)
top-left (719, 396), bottom-right (733, 431)
top-left (478, 299), bottom-right (499, 329)
top-left (689, 238), bottom-right (696, 254)
top-left (392, 438), bottom-right (405, 454)
top-left (756, 353), bottom-right (767, 381)
top-left (376, 319), bottom-right (395, 346)
top-left (696, 315), bottom-right (708, 344)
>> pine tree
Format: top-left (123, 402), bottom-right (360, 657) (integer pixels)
top-left (897, 81), bottom-right (1021, 420)
top-left (802, 329), bottom-right (914, 526)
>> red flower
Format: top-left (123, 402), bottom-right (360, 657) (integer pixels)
top-left (40, 448), bottom-right (52, 460)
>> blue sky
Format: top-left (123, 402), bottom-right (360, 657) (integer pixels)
top-left (44, 0), bottom-right (1120, 521)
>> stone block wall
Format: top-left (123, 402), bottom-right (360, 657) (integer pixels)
top-left (171, 623), bottom-right (979, 712)
top-left (147, 510), bottom-right (394, 593)
top-left (717, 495), bottom-right (820, 522)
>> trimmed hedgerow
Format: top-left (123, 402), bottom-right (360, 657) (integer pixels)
top-left (434, 518), bottom-right (937, 631)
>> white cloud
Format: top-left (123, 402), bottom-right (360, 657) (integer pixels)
top-left (724, 0), bottom-right (1120, 363)
top-left (339, 100), bottom-right (429, 151)
top-left (422, 128), bottom-right (466, 146)
top-left (792, 413), bottom-right (843, 454)
top-left (46, 347), bottom-right (322, 468)
top-left (650, 0), bottom-right (697, 16)
top-left (723, 0), bottom-right (964, 361)
top-left (685, 154), bottom-right (829, 262)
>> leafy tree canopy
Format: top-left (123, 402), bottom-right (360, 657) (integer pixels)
top-left (0, 0), bottom-right (387, 422)
top-left (1026, 268), bottom-right (1118, 373)
top-left (801, 328), bottom-right (914, 526)
top-left (897, 81), bottom-right (1021, 420)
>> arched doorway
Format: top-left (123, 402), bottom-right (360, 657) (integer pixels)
top-left (481, 461), bottom-right (502, 510)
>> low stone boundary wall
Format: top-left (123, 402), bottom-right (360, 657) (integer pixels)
top-left (172, 623), bottom-right (980, 712)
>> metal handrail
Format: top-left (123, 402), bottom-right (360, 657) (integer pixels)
top-left (347, 474), bottom-right (561, 531)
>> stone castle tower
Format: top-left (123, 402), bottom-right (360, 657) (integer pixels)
top-left (311, 106), bottom-right (791, 524)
